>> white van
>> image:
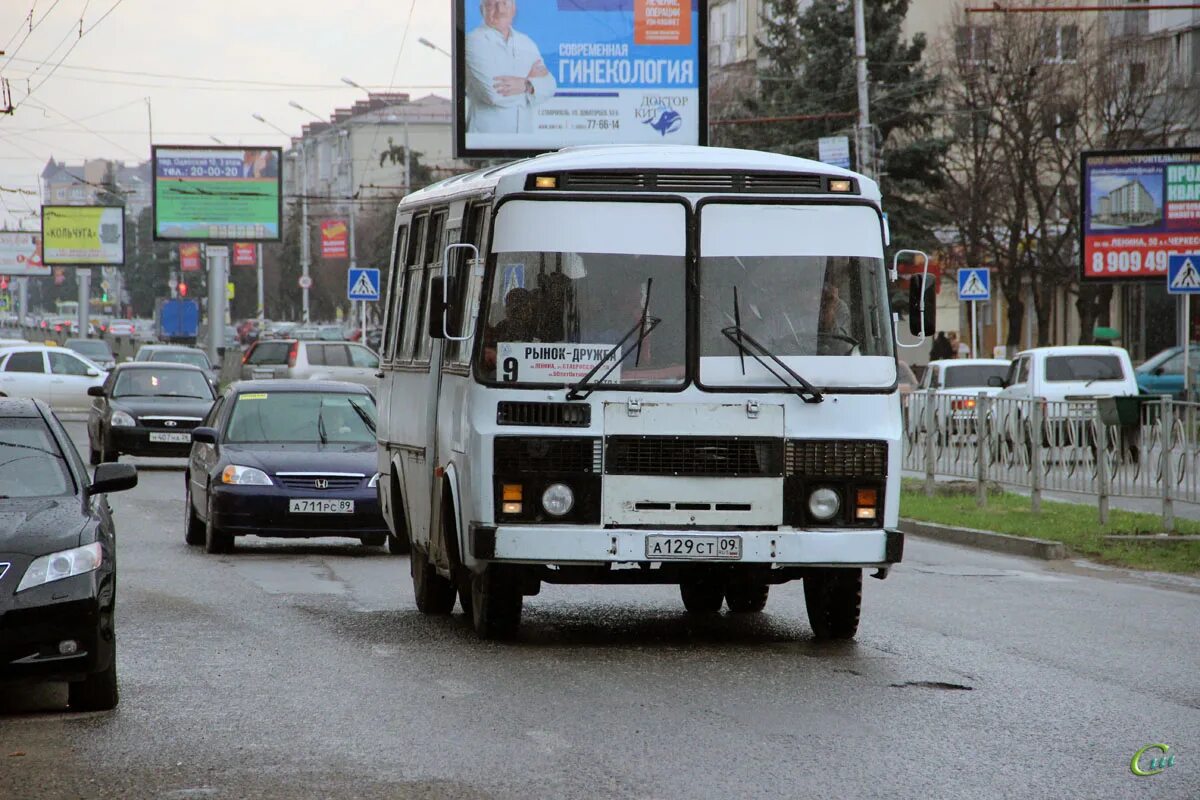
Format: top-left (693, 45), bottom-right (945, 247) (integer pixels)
top-left (997, 346), bottom-right (1138, 402)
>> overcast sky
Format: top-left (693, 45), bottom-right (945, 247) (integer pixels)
top-left (0, 0), bottom-right (453, 229)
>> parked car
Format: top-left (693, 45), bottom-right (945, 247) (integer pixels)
top-left (87, 363), bottom-right (216, 464)
top-left (184, 381), bottom-right (389, 553)
top-left (912, 358), bottom-right (1011, 435)
top-left (239, 339), bottom-right (381, 388)
top-left (64, 338), bottom-right (116, 370)
top-left (133, 344), bottom-right (216, 379)
top-left (0, 398), bottom-right (137, 710)
top-left (1135, 345), bottom-right (1200, 399)
top-left (0, 345), bottom-right (107, 411)
top-left (997, 346), bottom-right (1138, 403)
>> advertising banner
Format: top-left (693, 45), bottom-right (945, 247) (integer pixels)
top-left (1081, 148), bottom-right (1200, 281)
top-left (233, 242), bottom-right (258, 266)
top-left (41, 205), bottom-right (125, 266)
top-left (0, 232), bottom-right (48, 276)
top-left (454, 0), bottom-right (706, 157)
top-left (153, 145), bottom-right (282, 241)
top-left (320, 219), bottom-right (349, 259)
top-left (180, 243), bottom-right (201, 272)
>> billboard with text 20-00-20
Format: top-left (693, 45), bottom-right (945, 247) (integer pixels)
top-left (153, 145), bottom-right (282, 242)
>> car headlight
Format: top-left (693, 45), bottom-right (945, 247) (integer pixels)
top-left (541, 483), bottom-right (574, 517)
top-left (807, 487), bottom-right (841, 521)
top-left (221, 465), bottom-right (273, 486)
top-left (368, 472), bottom-right (381, 488)
top-left (110, 410), bottom-right (136, 427)
top-left (17, 542), bottom-right (103, 593)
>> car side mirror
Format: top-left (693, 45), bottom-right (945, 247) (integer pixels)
top-left (428, 276), bottom-right (448, 340)
top-left (88, 462), bottom-right (137, 496)
top-left (86, 369), bottom-right (100, 377)
top-left (987, 375), bottom-right (1005, 388)
top-left (1153, 366), bottom-right (1166, 376)
top-left (87, 385), bottom-right (106, 397)
top-left (191, 427), bottom-right (218, 444)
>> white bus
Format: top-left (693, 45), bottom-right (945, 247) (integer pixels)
top-left (376, 145), bottom-right (919, 640)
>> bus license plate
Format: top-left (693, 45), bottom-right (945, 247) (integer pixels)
top-left (645, 535), bottom-right (742, 561)
top-left (289, 499), bottom-right (354, 514)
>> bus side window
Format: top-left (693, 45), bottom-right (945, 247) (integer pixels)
top-left (382, 223), bottom-right (408, 362)
top-left (449, 203), bottom-right (489, 364)
top-left (398, 214), bottom-right (428, 363)
top-left (414, 210), bottom-right (447, 363)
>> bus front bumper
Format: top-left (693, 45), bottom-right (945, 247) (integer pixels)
top-left (470, 526), bottom-right (903, 567)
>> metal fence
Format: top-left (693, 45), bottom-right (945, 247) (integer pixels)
top-left (902, 391), bottom-right (1200, 529)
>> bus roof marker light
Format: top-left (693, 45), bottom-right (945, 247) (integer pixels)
top-left (534, 175), bottom-right (558, 189)
top-left (828, 179), bottom-right (853, 193)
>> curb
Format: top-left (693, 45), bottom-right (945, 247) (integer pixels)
top-left (900, 518), bottom-right (1068, 560)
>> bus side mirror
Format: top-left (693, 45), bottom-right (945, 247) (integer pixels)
top-left (907, 277), bottom-right (935, 337)
top-left (428, 277), bottom-right (448, 340)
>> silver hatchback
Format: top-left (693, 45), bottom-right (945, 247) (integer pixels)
top-left (239, 339), bottom-right (380, 388)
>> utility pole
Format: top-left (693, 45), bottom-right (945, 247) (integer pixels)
top-left (853, 0), bottom-right (873, 179)
top-left (299, 144), bottom-right (311, 324)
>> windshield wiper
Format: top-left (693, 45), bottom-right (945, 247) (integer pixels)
top-left (565, 278), bottom-right (659, 401)
top-left (347, 399), bottom-right (376, 434)
top-left (720, 285), bottom-right (823, 404)
top-left (317, 399), bottom-right (328, 446)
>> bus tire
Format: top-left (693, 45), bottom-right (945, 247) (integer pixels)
top-left (470, 565), bottom-right (522, 640)
top-left (410, 548), bottom-right (455, 615)
top-left (385, 472), bottom-right (411, 555)
top-left (725, 583), bottom-right (769, 613)
top-left (680, 578), bottom-right (724, 614)
top-left (803, 568), bottom-right (862, 640)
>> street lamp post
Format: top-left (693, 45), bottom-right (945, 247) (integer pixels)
top-left (418, 37), bottom-right (452, 58)
top-left (253, 112), bottom-right (310, 323)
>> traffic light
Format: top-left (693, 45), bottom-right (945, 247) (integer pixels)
top-left (178, 282), bottom-right (188, 297)
top-left (0, 277), bottom-right (7, 291)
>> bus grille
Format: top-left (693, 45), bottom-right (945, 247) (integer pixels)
top-left (784, 440), bottom-right (888, 478)
top-left (494, 437), bottom-right (602, 474)
top-left (604, 436), bottom-right (783, 477)
top-left (496, 401), bottom-right (592, 428)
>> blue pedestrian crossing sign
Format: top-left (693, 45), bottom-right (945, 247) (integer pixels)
top-left (957, 268), bottom-right (990, 301)
top-left (1167, 254), bottom-right (1200, 295)
top-left (347, 268), bottom-right (381, 302)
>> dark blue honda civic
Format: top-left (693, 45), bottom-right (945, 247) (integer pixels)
top-left (184, 381), bottom-right (390, 554)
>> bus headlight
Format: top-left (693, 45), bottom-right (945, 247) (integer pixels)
top-left (541, 483), bottom-right (574, 517)
top-left (807, 488), bottom-right (841, 521)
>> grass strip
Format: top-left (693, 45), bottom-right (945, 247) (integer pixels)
top-left (900, 481), bottom-right (1200, 574)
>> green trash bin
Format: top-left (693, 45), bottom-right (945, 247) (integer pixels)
top-left (1097, 395), bottom-right (1143, 427)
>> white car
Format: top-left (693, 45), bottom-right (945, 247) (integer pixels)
top-left (239, 339), bottom-right (380, 388)
top-left (997, 346), bottom-right (1138, 403)
top-left (912, 358), bottom-right (1012, 433)
top-left (0, 345), bottom-right (107, 411)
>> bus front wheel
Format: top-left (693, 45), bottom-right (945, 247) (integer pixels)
top-left (470, 565), bottom-right (522, 640)
top-left (803, 568), bottom-right (862, 640)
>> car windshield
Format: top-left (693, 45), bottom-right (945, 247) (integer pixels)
top-left (476, 200), bottom-right (686, 388)
top-left (1045, 355), bottom-right (1125, 382)
top-left (68, 340), bottom-right (112, 359)
top-left (0, 418), bottom-right (72, 497)
top-left (144, 351), bottom-right (209, 370)
top-left (113, 369), bottom-right (213, 399)
top-left (943, 364), bottom-right (1009, 388)
top-left (225, 392), bottom-right (377, 444)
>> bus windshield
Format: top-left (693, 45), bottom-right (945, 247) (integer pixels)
top-left (697, 203), bottom-right (894, 389)
top-left (477, 200), bottom-right (687, 388)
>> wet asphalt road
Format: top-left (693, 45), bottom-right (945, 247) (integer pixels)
top-left (1, 420), bottom-right (1198, 800)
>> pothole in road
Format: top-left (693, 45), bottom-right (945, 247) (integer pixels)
top-left (889, 680), bottom-right (974, 691)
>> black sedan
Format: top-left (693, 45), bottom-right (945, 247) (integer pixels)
top-left (185, 381), bottom-right (388, 553)
top-left (87, 363), bottom-right (216, 464)
top-left (0, 398), bottom-right (137, 711)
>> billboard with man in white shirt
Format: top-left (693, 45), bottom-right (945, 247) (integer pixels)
top-left (454, 0), bottom-right (706, 158)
